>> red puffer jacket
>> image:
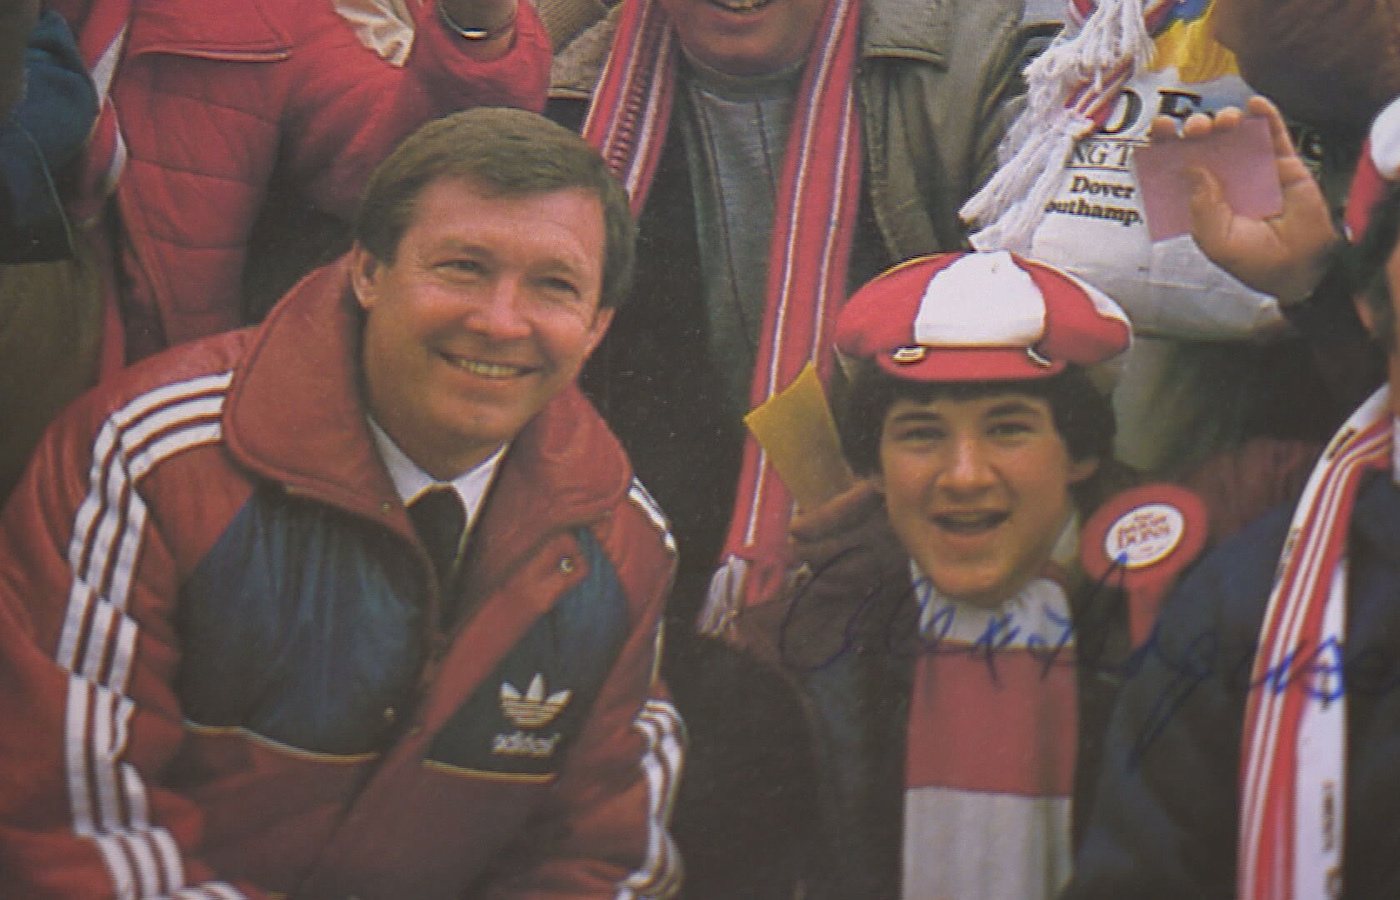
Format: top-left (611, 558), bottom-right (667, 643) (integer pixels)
top-left (58, 0), bottom-right (550, 359)
top-left (0, 260), bottom-right (684, 898)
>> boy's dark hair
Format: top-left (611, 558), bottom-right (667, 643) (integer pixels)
top-left (839, 363), bottom-right (1120, 514)
top-left (1349, 181), bottom-right (1400, 348)
top-left (354, 107), bottom-right (636, 310)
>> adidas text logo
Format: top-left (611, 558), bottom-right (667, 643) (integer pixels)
top-left (492, 730), bottom-right (562, 758)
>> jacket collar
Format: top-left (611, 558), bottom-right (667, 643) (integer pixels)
top-left (222, 259), bottom-right (632, 570)
top-left (550, 0), bottom-right (953, 99)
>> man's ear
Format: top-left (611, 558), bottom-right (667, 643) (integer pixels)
top-left (581, 306), bottom-right (616, 358)
top-left (1355, 291), bottom-right (1380, 338)
top-left (348, 243), bottom-right (382, 311)
top-left (1069, 456), bottom-right (1100, 485)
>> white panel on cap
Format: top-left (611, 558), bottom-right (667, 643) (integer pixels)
top-left (1372, 96), bottom-right (1400, 179)
top-left (1035, 258), bottom-right (1131, 327)
top-left (913, 251), bottom-right (1044, 347)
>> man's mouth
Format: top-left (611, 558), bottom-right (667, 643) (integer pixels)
top-left (932, 510), bottom-right (1009, 535)
top-left (442, 355), bottom-right (531, 379)
top-left (707, 0), bottom-right (775, 13)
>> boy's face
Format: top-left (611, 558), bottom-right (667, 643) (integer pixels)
top-left (875, 391), bottom-right (1097, 608)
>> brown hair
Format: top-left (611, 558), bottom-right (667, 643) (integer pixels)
top-left (838, 364), bottom-right (1124, 517)
top-left (354, 107), bottom-right (636, 309)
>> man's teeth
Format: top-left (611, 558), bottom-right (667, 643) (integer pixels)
top-left (712, 0), bottom-right (771, 11)
top-left (935, 512), bottom-right (1006, 533)
top-left (449, 358), bottom-right (524, 378)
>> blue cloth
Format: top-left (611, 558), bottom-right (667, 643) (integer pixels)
top-left (1, 10), bottom-right (97, 262)
top-left (1065, 472), bottom-right (1400, 898)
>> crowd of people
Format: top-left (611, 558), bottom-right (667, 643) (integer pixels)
top-left (1, 0), bottom-right (1398, 896)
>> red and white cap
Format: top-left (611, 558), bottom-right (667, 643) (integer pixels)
top-left (834, 250), bottom-right (1131, 382)
top-left (1345, 94), bottom-right (1400, 241)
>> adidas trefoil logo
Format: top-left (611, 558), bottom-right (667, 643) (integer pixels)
top-left (500, 674), bottom-right (572, 729)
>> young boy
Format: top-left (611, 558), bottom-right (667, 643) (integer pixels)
top-left (733, 249), bottom-right (1206, 899)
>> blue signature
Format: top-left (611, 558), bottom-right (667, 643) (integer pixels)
top-left (776, 542), bottom-right (1396, 767)
top-left (776, 544), bottom-right (1110, 683)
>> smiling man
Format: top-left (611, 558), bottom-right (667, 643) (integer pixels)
top-left (731, 250), bottom-right (1208, 898)
top-left (0, 108), bottom-right (683, 899)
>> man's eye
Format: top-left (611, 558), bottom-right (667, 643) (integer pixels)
top-left (988, 420), bottom-right (1033, 438)
top-left (893, 426), bottom-right (946, 443)
top-left (537, 276), bottom-right (580, 297)
top-left (440, 259), bottom-right (484, 275)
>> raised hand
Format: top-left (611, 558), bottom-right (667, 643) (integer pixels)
top-left (1149, 95), bottom-right (1340, 305)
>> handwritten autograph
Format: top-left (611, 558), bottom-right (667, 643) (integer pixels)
top-left (775, 543), bottom-right (1116, 682)
top-left (776, 543), bottom-right (1400, 767)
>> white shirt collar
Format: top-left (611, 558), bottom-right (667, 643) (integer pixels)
top-left (367, 417), bottom-right (506, 536)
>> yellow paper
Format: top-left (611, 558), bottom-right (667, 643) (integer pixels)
top-left (743, 363), bottom-right (854, 510)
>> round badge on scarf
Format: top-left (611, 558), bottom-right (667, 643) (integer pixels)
top-left (1103, 501), bottom-right (1186, 569)
top-left (1082, 483), bottom-right (1207, 584)
top-left (1080, 483), bottom-right (1208, 645)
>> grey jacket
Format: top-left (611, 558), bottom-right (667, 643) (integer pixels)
top-left (550, 0), bottom-right (1053, 261)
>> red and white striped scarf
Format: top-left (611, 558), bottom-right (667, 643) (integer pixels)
top-left (1238, 386), bottom-right (1393, 900)
top-left (56, 0), bottom-right (131, 227)
top-left (582, 0), bottom-right (864, 629)
top-left (961, 0), bottom-right (1179, 253)
top-left (47, 0), bottom-right (130, 373)
top-left (903, 544), bottom-right (1080, 900)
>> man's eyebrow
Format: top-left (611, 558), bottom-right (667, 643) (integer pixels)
top-left (983, 398), bottom-right (1041, 417)
top-left (427, 239), bottom-right (492, 257)
top-left (534, 256), bottom-right (590, 277)
top-left (888, 407), bottom-right (946, 423)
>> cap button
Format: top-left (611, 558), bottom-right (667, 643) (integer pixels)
top-left (1025, 346), bottom-right (1054, 368)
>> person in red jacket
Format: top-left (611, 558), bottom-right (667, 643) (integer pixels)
top-left (51, 0), bottom-right (551, 361)
top-left (0, 107), bottom-right (683, 899)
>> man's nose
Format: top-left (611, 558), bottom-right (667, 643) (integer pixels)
top-left (464, 278), bottom-right (531, 341)
top-left (939, 436), bottom-right (995, 494)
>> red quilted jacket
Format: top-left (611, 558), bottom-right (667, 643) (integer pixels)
top-left (57, 0), bottom-right (550, 360)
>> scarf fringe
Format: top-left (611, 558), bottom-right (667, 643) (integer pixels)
top-left (966, 112), bottom-right (1084, 254)
top-left (961, 0), bottom-right (1156, 251)
top-left (697, 556), bottom-right (749, 637)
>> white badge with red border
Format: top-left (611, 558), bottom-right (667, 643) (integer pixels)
top-left (1081, 484), bottom-right (1208, 644)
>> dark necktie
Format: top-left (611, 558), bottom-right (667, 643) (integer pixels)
top-left (408, 487), bottom-right (466, 588)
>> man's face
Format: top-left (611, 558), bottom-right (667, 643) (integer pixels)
top-left (658, 0), bottom-right (827, 77)
top-left (352, 177), bottom-right (613, 479)
top-left (875, 392), bottom-right (1097, 608)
